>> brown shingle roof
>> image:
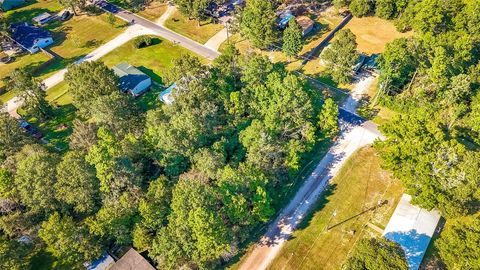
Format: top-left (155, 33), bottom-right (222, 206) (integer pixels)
top-left (109, 248), bottom-right (155, 270)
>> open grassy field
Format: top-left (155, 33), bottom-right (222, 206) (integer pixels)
top-left (263, 146), bottom-right (403, 270)
top-left (164, 10), bottom-right (224, 44)
top-left (344, 17), bottom-right (412, 55)
top-left (0, 53), bottom-right (51, 88)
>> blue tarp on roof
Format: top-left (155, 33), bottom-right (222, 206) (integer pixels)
top-left (10, 23), bottom-right (52, 49)
top-left (159, 83), bottom-right (177, 104)
top-left (279, 14), bottom-right (294, 28)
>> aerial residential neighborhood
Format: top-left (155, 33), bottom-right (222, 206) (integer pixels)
top-left (0, 0), bottom-right (479, 270)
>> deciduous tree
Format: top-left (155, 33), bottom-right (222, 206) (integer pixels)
top-left (318, 98), bottom-right (339, 138)
top-left (240, 0), bottom-right (277, 49)
top-left (343, 237), bottom-right (408, 270)
top-left (14, 145), bottom-right (59, 213)
top-left (349, 0), bottom-right (374, 17)
top-left (322, 29), bottom-right (359, 84)
top-left (282, 18), bottom-right (303, 58)
top-left (64, 61), bottom-right (118, 117)
top-left (39, 212), bottom-right (102, 265)
top-left (0, 112), bottom-right (30, 162)
top-left (55, 151), bottom-right (100, 216)
top-left (436, 215), bottom-right (480, 269)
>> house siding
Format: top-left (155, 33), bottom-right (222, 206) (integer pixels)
top-left (29, 37), bottom-right (53, 53)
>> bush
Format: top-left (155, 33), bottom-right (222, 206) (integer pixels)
top-left (349, 0), bottom-right (374, 17)
top-left (133, 36), bottom-right (153, 49)
top-left (375, 0), bottom-right (395, 19)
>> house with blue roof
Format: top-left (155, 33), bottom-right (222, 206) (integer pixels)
top-left (10, 23), bottom-right (53, 53)
top-left (0, 0), bottom-right (24, 11)
top-left (112, 62), bottom-right (152, 97)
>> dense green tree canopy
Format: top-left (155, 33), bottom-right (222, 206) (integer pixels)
top-left (322, 29), bottom-right (359, 84)
top-left (0, 235), bottom-right (33, 270)
top-left (39, 212), bottom-right (102, 265)
top-left (282, 18), bottom-right (303, 58)
top-left (436, 215), bottom-right (480, 269)
top-left (55, 151), bottom-right (100, 216)
top-left (343, 237), bottom-right (408, 270)
top-left (0, 48), bottom-right (337, 268)
top-left (240, 0), bottom-right (277, 49)
top-left (0, 112), bottom-right (30, 162)
top-left (349, 0), bottom-right (374, 17)
top-left (14, 145), bottom-right (59, 213)
top-left (64, 61), bottom-right (119, 117)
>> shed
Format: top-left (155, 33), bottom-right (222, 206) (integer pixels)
top-left (383, 194), bottom-right (441, 270)
top-left (0, 0), bottom-right (24, 10)
top-left (109, 248), bottom-right (155, 270)
top-left (32, 12), bottom-right (54, 25)
top-left (10, 23), bottom-right (53, 53)
top-left (158, 83), bottom-right (176, 105)
top-left (112, 62), bottom-right (152, 97)
top-left (296, 16), bottom-right (314, 36)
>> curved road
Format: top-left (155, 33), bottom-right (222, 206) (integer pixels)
top-left (98, 1), bottom-right (219, 60)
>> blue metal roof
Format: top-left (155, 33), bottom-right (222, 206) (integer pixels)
top-left (10, 23), bottom-right (52, 50)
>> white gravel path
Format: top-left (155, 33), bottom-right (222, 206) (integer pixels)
top-left (204, 27), bottom-right (228, 52)
top-left (156, 4), bottom-right (176, 26)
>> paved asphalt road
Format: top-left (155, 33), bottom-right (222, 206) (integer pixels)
top-left (98, 1), bottom-right (220, 60)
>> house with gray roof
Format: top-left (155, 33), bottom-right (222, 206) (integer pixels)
top-left (112, 62), bottom-right (152, 97)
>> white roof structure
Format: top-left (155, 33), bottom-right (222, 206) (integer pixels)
top-left (383, 194), bottom-right (441, 270)
top-left (159, 83), bottom-right (177, 105)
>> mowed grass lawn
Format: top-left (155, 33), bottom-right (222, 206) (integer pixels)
top-left (43, 34), bottom-right (203, 111)
top-left (137, 1), bottom-right (168, 21)
top-left (101, 35), bottom-right (207, 83)
top-left (164, 10), bottom-right (224, 44)
top-left (264, 146), bottom-right (403, 270)
top-left (344, 17), bottom-right (413, 55)
top-left (1, 0), bottom-right (124, 81)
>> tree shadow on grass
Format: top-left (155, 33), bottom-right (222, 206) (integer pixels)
top-left (29, 249), bottom-right (75, 270)
top-left (296, 183), bottom-right (337, 231)
top-left (303, 21), bottom-right (330, 45)
top-left (35, 104), bottom-right (76, 152)
top-left (6, 8), bottom-right (53, 23)
top-left (138, 66), bottom-right (163, 84)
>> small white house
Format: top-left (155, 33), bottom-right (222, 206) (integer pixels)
top-left (112, 62), bottom-right (152, 97)
top-left (10, 23), bottom-right (53, 53)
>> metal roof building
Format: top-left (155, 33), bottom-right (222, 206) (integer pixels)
top-left (383, 194), bottom-right (441, 270)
